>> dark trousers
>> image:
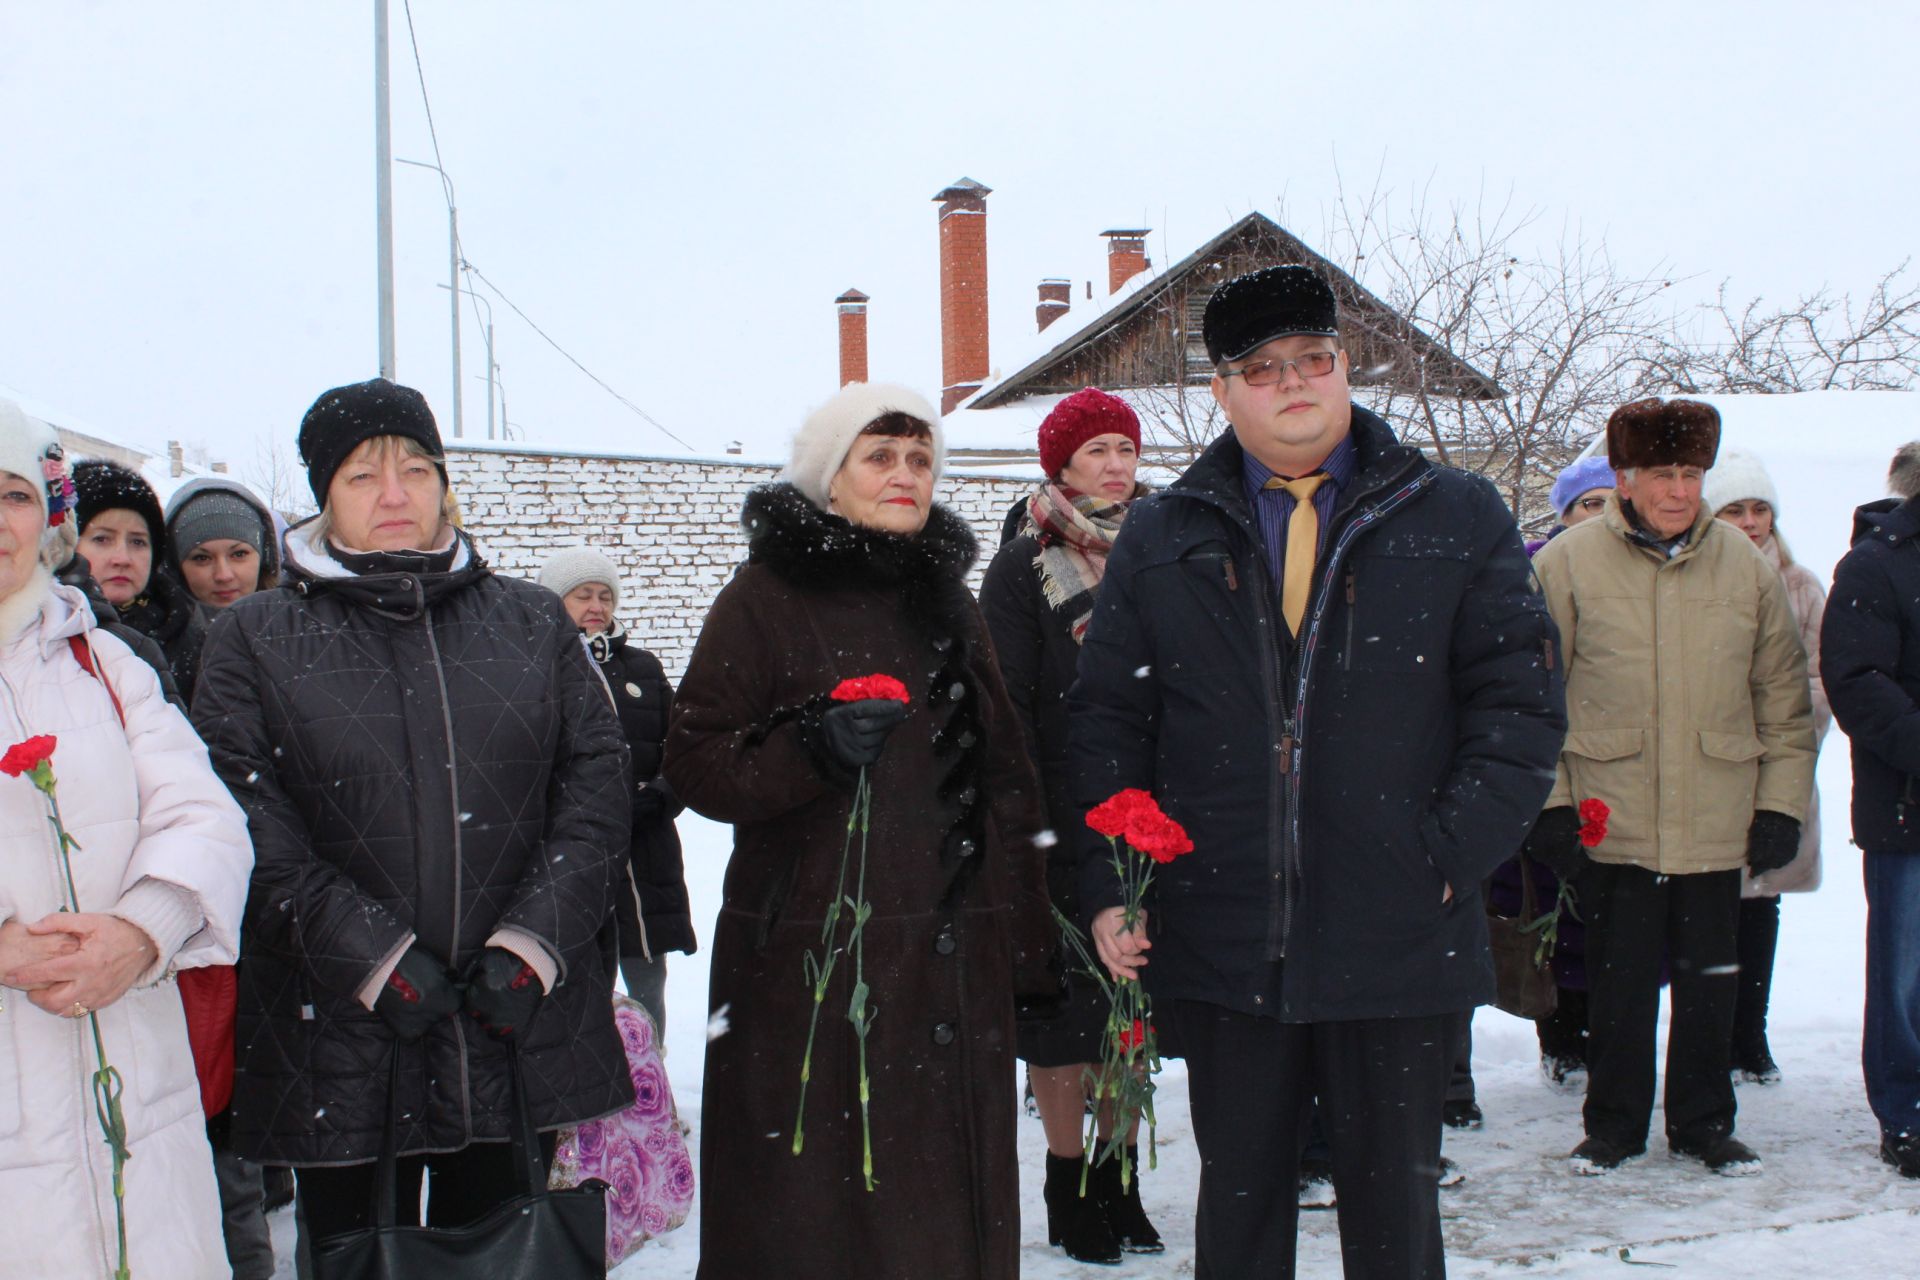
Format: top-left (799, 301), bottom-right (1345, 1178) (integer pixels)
top-left (1732, 894), bottom-right (1780, 1055)
top-left (1445, 1014), bottom-right (1474, 1105)
top-left (1581, 862), bottom-right (1741, 1149)
top-left (1864, 850), bottom-right (1920, 1140)
top-left (1538, 986), bottom-right (1589, 1065)
top-left (213, 1139), bottom-right (276, 1280)
top-left (1175, 999), bottom-right (1451, 1280)
top-left (293, 1134), bottom-right (559, 1273)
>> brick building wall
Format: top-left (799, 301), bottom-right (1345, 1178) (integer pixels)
top-left (446, 443), bottom-right (1037, 681)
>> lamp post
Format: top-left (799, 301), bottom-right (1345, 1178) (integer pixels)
top-left (373, 0), bottom-right (395, 378)
top-left (438, 283), bottom-right (497, 439)
top-left (399, 158), bottom-right (463, 439)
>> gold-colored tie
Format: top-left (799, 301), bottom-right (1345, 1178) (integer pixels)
top-left (1266, 473), bottom-right (1328, 635)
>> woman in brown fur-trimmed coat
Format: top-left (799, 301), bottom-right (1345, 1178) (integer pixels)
top-left (664, 383), bottom-right (1057, 1279)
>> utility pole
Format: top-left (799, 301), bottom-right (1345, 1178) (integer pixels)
top-left (401, 159), bottom-right (462, 437)
top-left (373, 0), bottom-right (396, 379)
top-left (438, 283), bottom-right (494, 438)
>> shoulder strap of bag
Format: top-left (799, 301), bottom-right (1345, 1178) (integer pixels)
top-left (371, 1037), bottom-right (549, 1228)
top-left (68, 634), bottom-right (126, 728)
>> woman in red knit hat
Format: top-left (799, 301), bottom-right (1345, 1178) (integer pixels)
top-left (981, 386), bottom-right (1158, 1264)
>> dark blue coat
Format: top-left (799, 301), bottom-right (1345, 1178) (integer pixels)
top-left (1067, 409), bottom-right (1566, 1022)
top-left (1822, 496), bottom-right (1920, 854)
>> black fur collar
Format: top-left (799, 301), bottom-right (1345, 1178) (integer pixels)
top-left (741, 482), bottom-right (977, 593)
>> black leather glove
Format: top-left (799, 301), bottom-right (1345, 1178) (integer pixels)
top-left (373, 945), bottom-right (462, 1042)
top-left (1521, 806), bottom-right (1588, 880)
top-left (804, 698), bottom-right (910, 773)
top-left (462, 946), bottom-right (546, 1039)
top-left (1746, 810), bottom-right (1801, 876)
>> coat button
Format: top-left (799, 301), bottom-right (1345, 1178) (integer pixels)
top-left (932, 1023), bottom-right (955, 1046)
top-left (625, 682), bottom-right (643, 698)
top-left (955, 838), bottom-right (976, 858)
top-left (934, 929), bottom-right (956, 956)
top-left (948, 681), bottom-right (967, 701)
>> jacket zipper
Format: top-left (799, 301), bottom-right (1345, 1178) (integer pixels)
top-left (1278, 468), bottom-right (1435, 960)
top-left (1343, 567), bottom-right (1358, 668)
top-left (421, 602), bottom-right (473, 1143)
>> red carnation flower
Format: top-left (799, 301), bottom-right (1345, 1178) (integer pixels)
top-left (1086, 787), bottom-right (1158, 839)
top-left (1127, 811), bottom-right (1194, 864)
top-left (830, 674), bottom-right (911, 704)
top-left (1116, 1018), bottom-right (1152, 1054)
top-left (0, 734), bottom-right (57, 778)
top-left (1577, 797), bottom-right (1610, 848)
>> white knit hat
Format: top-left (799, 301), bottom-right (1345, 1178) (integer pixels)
top-left (0, 395), bottom-right (79, 570)
top-left (538, 546), bottom-right (622, 612)
top-left (1703, 450), bottom-right (1780, 517)
top-left (781, 382), bottom-right (944, 510)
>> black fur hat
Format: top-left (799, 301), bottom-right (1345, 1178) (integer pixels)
top-left (1605, 398), bottom-right (1721, 471)
top-left (1202, 265), bottom-right (1339, 365)
top-left (72, 458), bottom-right (166, 548)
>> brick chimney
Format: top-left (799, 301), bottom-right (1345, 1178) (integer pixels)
top-left (1036, 278), bottom-right (1071, 333)
top-left (933, 178), bottom-right (991, 413)
top-left (836, 288), bottom-right (870, 386)
top-left (1101, 228), bottom-right (1151, 294)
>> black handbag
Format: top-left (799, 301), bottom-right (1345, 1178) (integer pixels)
top-left (313, 1040), bottom-right (609, 1280)
top-left (1486, 853), bottom-right (1559, 1021)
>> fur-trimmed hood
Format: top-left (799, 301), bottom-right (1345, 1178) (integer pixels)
top-left (741, 482), bottom-right (978, 597)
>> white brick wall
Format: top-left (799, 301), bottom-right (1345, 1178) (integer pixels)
top-left (446, 445), bottom-right (1037, 682)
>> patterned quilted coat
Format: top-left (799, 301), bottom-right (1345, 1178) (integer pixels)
top-left (191, 525), bottom-right (635, 1166)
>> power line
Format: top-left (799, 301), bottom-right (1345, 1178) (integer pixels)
top-left (465, 264), bottom-right (694, 451)
top-left (401, 0), bottom-right (450, 194)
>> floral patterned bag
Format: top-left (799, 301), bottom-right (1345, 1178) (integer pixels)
top-left (548, 994), bottom-right (695, 1265)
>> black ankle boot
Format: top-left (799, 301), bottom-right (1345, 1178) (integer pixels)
top-left (1044, 1153), bottom-right (1121, 1264)
top-left (1092, 1144), bottom-right (1165, 1254)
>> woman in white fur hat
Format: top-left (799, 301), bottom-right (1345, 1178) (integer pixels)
top-left (1705, 449), bottom-right (1830, 1084)
top-left (0, 396), bottom-right (254, 1278)
top-left (664, 382), bottom-right (1057, 1278)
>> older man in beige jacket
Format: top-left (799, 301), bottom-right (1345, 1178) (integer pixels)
top-left (1527, 398), bottom-right (1816, 1178)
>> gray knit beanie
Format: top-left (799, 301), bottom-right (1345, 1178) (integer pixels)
top-left (170, 489), bottom-right (268, 562)
top-left (538, 546), bottom-right (622, 612)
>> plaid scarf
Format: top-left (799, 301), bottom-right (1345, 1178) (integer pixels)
top-left (1024, 481), bottom-right (1141, 644)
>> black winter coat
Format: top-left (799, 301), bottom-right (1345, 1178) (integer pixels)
top-left (980, 532), bottom-right (1086, 914)
top-left (1068, 409), bottom-right (1566, 1022)
top-left (113, 567), bottom-right (208, 704)
top-left (1822, 496), bottom-right (1920, 853)
top-left (590, 626), bottom-right (695, 957)
top-left (192, 528), bottom-right (635, 1165)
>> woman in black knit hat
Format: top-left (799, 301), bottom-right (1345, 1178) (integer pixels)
top-left (72, 458), bottom-right (208, 700)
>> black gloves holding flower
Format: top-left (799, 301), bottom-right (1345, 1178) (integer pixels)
top-left (1746, 810), bottom-right (1801, 876)
top-left (1522, 806), bottom-right (1588, 880)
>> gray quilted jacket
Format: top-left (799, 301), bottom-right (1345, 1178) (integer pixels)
top-left (191, 524), bottom-right (634, 1165)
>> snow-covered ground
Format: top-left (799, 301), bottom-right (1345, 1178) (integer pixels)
top-left (275, 391), bottom-right (1920, 1275)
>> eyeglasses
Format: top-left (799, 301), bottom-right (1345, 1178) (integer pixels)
top-left (1220, 350), bottom-right (1339, 387)
top-left (1575, 496), bottom-right (1609, 513)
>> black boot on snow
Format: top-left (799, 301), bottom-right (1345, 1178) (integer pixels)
top-left (1043, 1152), bottom-right (1121, 1265)
top-left (1092, 1144), bottom-right (1164, 1254)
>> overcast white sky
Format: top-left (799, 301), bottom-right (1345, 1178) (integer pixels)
top-left (2, 2), bottom-right (1915, 480)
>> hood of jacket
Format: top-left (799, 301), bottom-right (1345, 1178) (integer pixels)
top-left (164, 474), bottom-right (283, 583)
top-left (1849, 495), bottom-right (1920, 548)
top-left (282, 518), bottom-right (488, 619)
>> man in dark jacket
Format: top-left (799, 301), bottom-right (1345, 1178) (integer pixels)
top-left (1069, 266), bottom-right (1566, 1277)
top-left (1820, 441), bottom-right (1920, 1180)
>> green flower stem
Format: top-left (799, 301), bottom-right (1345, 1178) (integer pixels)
top-left (32, 766), bottom-right (132, 1279)
top-left (844, 772), bottom-right (877, 1190)
top-left (792, 772), bottom-right (860, 1157)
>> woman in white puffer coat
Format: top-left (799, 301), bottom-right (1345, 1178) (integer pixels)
top-left (0, 398), bottom-right (254, 1279)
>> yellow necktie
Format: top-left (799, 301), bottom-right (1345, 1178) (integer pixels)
top-left (1266, 473), bottom-right (1328, 635)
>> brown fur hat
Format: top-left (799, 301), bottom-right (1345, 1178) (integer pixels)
top-left (1605, 398), bottom-right (1721, 471)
